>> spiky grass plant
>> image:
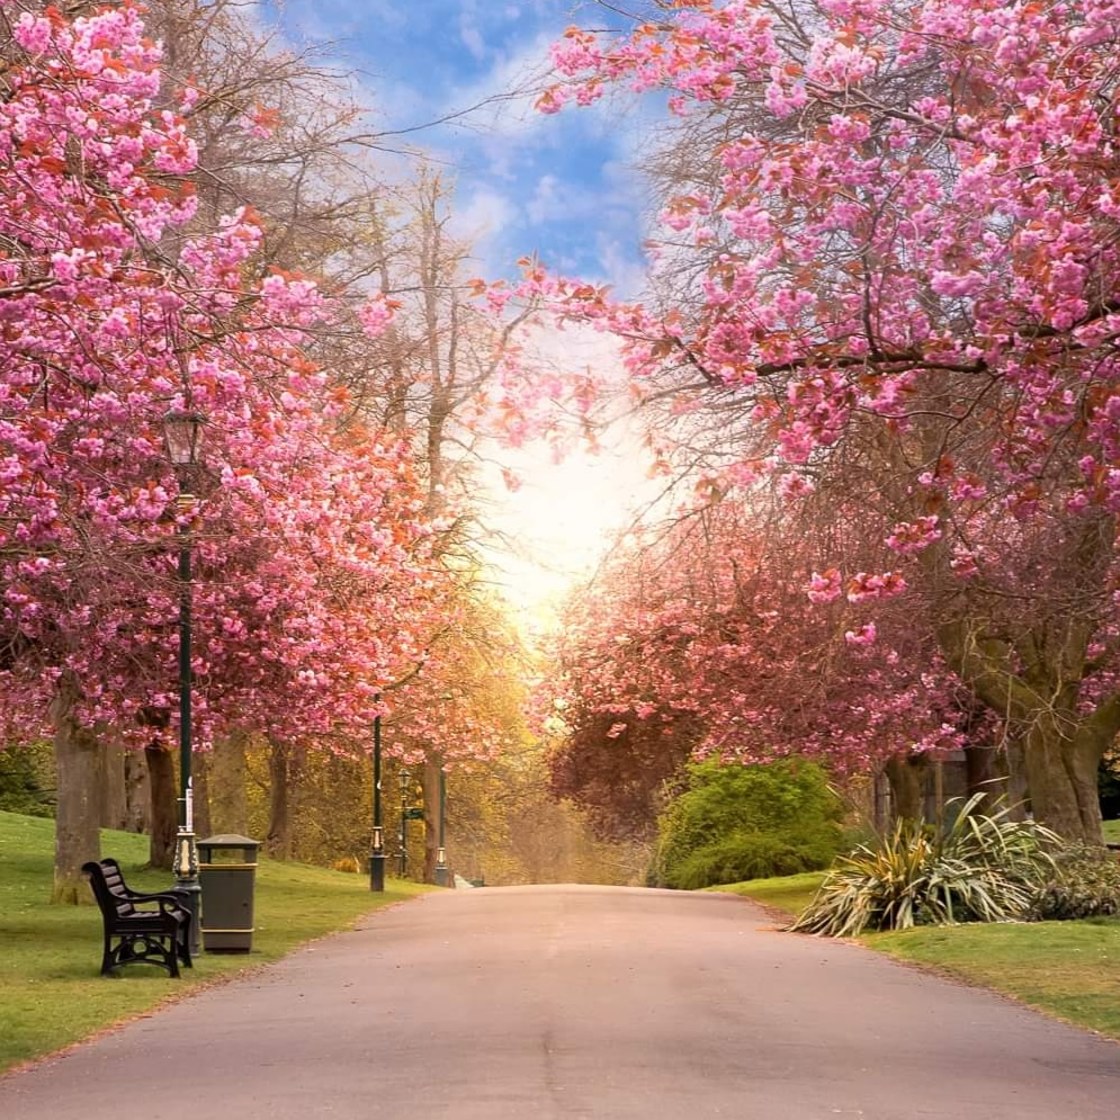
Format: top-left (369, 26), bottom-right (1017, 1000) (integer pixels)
top-left (791, 795), bottom-right (1060, 937)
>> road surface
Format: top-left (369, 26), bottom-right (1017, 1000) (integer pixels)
top-left (2, 884), bottom-right (1117, 1118)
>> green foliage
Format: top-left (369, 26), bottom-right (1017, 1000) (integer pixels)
top-left (792, 796), bottom-right (1060, 936)
top-left (668, 832), bottom-right (835, 890)
top-left (652, 759), bottom-right (844, 889)
top-left (1030, 845), bottom-right (1120, 921)
top-left (0, 744), bottom-right (55, 818)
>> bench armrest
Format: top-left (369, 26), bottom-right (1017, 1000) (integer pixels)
top-left (129, 893), bottom-right (190, 917)
top-left (118, 885), bottom-right (183, 904)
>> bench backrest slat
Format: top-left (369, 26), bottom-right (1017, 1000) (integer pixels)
top-left (82, 861), bottom-right (137, 918)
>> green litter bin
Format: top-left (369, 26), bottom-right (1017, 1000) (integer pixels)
top-left (199, 834), bottom-right (260, 952)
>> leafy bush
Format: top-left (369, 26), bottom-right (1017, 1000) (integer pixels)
top-left (0, 744), bottom-right (55, 818)
top-left (665, 832), bottom-right (835, 890)
top-left (1030, 845), bottom-right (1120, 921)
top-left (791, 796), bottom-right (1059, 936)
top-left (651, 759), bottom-right (844, 889)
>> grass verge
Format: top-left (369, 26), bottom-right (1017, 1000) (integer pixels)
top-left (0, 809), bottom-right (433, 1075)
top-left (706, 871), bottom-right (826, 917)
top-left (709, 867), bottom-right (1120, 1040)
top-left (867, 919), bottom-right (1120, 1039)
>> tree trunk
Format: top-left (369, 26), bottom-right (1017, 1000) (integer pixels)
top-left (266, 739), bottom-right (302, 859)
top-left (98, 736), bottom-right (128, 831)
top-left (963, 744), bottom-right (1000, 805)
top-left (883, 754), bottom-right (927, 823)
top-left (1022, 714), bottom-right (1103, 842)
top-left (1002, 736), bottom-right (1030, 820)
top-left (123, 748), bottom-right (150, 833)
top-left (935, 612), bottom-right (1116, 843)
top-left (423, 757), bottom-right (441, 883)
top-left (146, 743), bottom-right (177, 870)
top-left (208, 729), bottom-right (249, 835)
top-left (193, 748), bottom-right (212, 841)
top-left (51, 675), bottom-right (101, 904)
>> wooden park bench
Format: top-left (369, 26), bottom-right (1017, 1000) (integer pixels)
top-left (82, 858), bottom-right (193, 978)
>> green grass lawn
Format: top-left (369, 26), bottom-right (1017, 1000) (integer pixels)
top-left (707, 871), bottom-right (826, 916)
top-left (1103, 818), bottom-right (1120, 843)
top-left (0, 810), bottom-right (433, 1075)
top-left (709, 867), bottom-right (1120, 1040)
top-left (868, 919), bottom-right (1120, 1039)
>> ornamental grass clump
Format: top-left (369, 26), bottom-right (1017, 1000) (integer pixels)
top-left (791, 795), bottom-right (1060, 937)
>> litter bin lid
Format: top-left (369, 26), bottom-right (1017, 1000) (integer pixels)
top-left (199, 833), bottom-right (261, 855)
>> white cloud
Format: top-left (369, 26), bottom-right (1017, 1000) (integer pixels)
top-left (460, 18), bottom-right (487, 61)
top-left (450, 188), bottom-right (521, 243)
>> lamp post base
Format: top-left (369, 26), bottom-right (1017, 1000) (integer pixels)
top-left (369, 851), bottom-right (386, 892)
top-left (171, 828), bottom-right (202, 956)
top-left (435, 846), bottom-right (449, 887)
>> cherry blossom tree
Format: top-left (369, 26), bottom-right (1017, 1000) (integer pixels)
top-left (535, 0), bottom-right (1120, 841)
top-left (548, 493), bottom-right (979, 831)
top-left (0, 3), bottom-right (434, 895)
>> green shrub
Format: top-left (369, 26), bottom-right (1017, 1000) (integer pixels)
top-left (791, 795), bottom-right (1060, 936)
top-left (665, 832), bottom-right (835, 890)
top-left (651, 759), bottom-right (845, 889)
top-left (1030, 845), bottom-right (1120, 921)
top-left (0, 743), bottom-right (55, 818)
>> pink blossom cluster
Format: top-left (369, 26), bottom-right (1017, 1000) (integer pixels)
top-left (0, 6), bottom-right (456, 760)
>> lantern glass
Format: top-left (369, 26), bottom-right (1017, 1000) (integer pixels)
top-left (163, 411), bottom-right (204, 467)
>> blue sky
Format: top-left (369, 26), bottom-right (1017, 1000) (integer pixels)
top-left (258, 1), bottom-right (663, 618)
top-left (262, 0), bottom-right (655, 292)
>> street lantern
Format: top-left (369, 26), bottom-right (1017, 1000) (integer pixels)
top-left (435, 766), bottom-right (449, 887)
top-left (163, 408), bottom-right (205, 955)
top-left (369, 695), bottom-right (386, 892)
top-left (163, 410), bottom-right (205, 476)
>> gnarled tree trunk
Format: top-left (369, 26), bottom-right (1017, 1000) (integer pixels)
top-left (1021, 708), bottom-right (1106, 840)
top-left (964, 744), bottom-right (1000, 804)
top-left (937, 612), bottom-right (1119, 844)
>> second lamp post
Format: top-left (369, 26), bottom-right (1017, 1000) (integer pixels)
top-left (164, 409), bottom-right (205, 956)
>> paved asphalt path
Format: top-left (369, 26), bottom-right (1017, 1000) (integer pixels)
top-left (2, 884), bottom-right (1118, 1119)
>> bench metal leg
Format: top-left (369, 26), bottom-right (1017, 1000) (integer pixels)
top-left (103, 932), bottom-right (181, 978)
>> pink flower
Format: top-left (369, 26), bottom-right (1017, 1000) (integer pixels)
top-left (807, 568), bottom-right (843, 603)
top-left (886, 516), bottom-right (942, 555)
top-left (845, 623), bottom-right (877, 646)
top-left (358, 295), bottom-right (396, 337)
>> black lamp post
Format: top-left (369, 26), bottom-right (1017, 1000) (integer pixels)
top-left (164, 409), bottom-right (204, 955)
top-left (435, 766), bottom-right (449, 886)
top-left (398, 767), bottom-right (410, 878)
top-left (369, 696), bottom-right (385, 892)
